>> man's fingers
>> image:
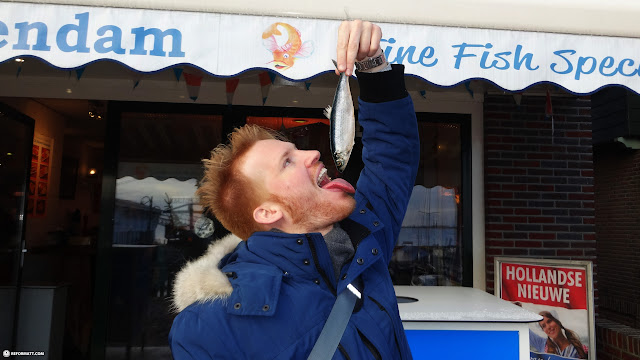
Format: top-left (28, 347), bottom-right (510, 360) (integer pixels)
top-left (336, 20), bottom-right (382, 76)
top-left (368, 25), bottom-right (382, 57)
top-left (336, 21), bottom-right (350, 74)
top-left (345, 20), bottom-right (363, 76)
top-left (357, 24), bottom-right (372, 61)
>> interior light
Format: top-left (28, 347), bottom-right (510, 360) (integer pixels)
top-left (15, 58), bottom-right (24, 63)
top-left (7, 152), bottom-right (12, 156)
top-left (89, 168), bottom-right (96, 175)
top-left (66, 89), bottom-right (72, 94)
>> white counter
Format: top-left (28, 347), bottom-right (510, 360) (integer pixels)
top-left (395, 286), bottom-right (541, 360)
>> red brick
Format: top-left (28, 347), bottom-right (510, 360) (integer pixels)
top-left (488, 191), bottom-right (514, 199)
top-left (566, 131), bottom-right (591, 137)
top-left (486, 240), bottom-right (514, 247)
top-left (503, 184), bottom-right (527, 191)
top-left (486, 224), bottom-right (514, 231)
top-left (488, 199), bottom-right (502, 207)
top-left (569, 193), bottom-right (595, 200)
top-left (488, 208), bottom-right (513, 215)
top-left (557, 249), bottom-right (585, 256)
top-left (515, 208), bottom-right (542, 215)
top-left (502, 168), bottom-right (527, 175)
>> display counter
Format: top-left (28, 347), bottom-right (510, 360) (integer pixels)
top-left (396, 286), bottom-right (542, 360)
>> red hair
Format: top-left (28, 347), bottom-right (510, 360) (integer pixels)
top-left (197, 124), bottom-right (285, 240)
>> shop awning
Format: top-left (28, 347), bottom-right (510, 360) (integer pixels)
top-left (2, 1), bottom-right (640, 95)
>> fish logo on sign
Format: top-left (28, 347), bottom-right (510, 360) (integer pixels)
top-left (262, 23), bottom-right (314, 70)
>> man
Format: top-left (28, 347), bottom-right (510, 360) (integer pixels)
top-left (169, 20), bottom-right (420, 359)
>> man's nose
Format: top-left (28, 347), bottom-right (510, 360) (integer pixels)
top-left (303, 150), bottom-right (321, 167)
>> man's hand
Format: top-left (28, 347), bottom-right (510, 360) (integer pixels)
top-left (336, 20), bottom-right (382, 76)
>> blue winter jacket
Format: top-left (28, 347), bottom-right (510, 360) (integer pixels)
top-left (169, 65), bottom-right (420, 359)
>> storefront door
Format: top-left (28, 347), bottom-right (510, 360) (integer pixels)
top-left (0, 104), bottom-right (34, 351)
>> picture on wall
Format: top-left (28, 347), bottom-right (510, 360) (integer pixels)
top-left (29, 134), bottom-right (54, 217)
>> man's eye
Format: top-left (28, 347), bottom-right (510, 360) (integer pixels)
top-left (284, 158), bottom-right (291, 167)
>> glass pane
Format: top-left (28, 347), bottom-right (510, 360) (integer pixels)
top-left (107, 112), bottom-right (222, 359)
top-left (0, 107), bottom-right (32, 348)
top-left (390, 122), bottom-right (463, 286)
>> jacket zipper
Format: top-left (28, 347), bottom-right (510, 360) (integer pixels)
top-left (368, 296), bottom-right (403, 358)
top-left (306, 234), bottom-right (336, 295)
top-left (357, 329), bottom-right (382, 360)
top-left (338, 344), bottom-right (351, 360)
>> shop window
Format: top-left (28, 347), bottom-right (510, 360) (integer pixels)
top-left (107, 108), bottom-right (223, 354)
top-left (389, 118), bottom-right (471, 287)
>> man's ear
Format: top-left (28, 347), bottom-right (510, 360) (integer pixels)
top-left (253, 201), bottom-right (284, 226)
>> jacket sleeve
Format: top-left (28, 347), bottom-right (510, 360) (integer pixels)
top-left (355, 65), bottom-right (420, 263)
top-left (169, 308), bottom-right (237, 360)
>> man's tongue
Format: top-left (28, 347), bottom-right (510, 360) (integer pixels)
top-left (321, 178), bottom-right (355, 194)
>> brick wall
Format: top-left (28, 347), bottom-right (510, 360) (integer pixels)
top-left (483, 94), bottom-right (596, 294)
top-left (594, 143), bottom-right (640, 328)
top-left (597, 319), bottom-right (640, 360)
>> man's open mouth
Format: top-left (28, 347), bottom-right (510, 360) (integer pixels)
top-left (317, 167), bottom-right (331, 187)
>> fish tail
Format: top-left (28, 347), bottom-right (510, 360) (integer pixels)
top-left (323, 105), bottom-right (332, 119)
top-left (331, 59), bottom-right (339, 70)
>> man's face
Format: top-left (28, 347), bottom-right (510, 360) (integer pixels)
top-left (241, 139), bottom-right (356, 234)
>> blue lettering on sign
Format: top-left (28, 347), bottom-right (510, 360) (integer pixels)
top-left (452, 42), bottom-right (538, 71)
top-left (95, 25), bottom-right (126, 54)
top-left (382, 38), bottom-right (438, 67)
top-left (56, 12), bottom-right (90, 53)
top-left (2, 12), bottom-right (185, 57)
top-left (14, 21), bottom-right (51, 51)
top-left (0, 21), bottom-right (8, 48)
top-left (130, 27), bottom-right (185, 57)
top-left (551, 50), bottom-right (640, 79)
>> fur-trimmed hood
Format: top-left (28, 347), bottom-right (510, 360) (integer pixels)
top-left (171, 233), bottom-right (242, 312)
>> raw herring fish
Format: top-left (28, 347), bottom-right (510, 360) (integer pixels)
top-left (324, 60), bottom-right (355, 173)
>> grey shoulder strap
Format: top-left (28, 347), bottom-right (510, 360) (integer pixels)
top-left (307, 285), bottom-right (359, 360)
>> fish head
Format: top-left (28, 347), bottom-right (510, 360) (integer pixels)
top-left (271, 51), bottom-right (295, 70)
top-left (333, 149), bottom-right (352, 173)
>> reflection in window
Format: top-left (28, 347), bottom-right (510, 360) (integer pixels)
top-left (390, 122), bottom-right (463, 286)
top-left (107, 111), bottom-right (222, 357)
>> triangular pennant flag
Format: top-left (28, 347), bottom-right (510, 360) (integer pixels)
top-left (225, 78), bottom-right (240, 105)
top-left (258, 71), bottom-right (273, 105)
top-left (545, 89), bottom-right (554, 136)
top-left (183, 68), bottom-right (203, 102)
top-left (16, 65), bottom-right (22, 78)
top-left (305, 81), bottom-right (312, 91)
top-left (464, 81), bottom-right (474, 99)
top-left (513, 93), bottom-right (523, 106)
top-left (419, 90), bottom-right (427, 100)
top-left (75, 67), bottom-right (85, 81)
top-left (173, 67), bottom-right (183, 82)
top-left (273, 76), bottom-right (306, 90)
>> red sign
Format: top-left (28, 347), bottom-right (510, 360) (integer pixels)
top-left (501, 263), bottom-right (587, 310)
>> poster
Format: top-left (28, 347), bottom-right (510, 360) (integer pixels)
top-left (495, 257), bottom-right (595, 360)
top-left (28, 134), bottom-right (54, 217)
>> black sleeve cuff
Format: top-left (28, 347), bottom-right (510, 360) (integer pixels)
top-left (355, 64), bottom-right (408, 103)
